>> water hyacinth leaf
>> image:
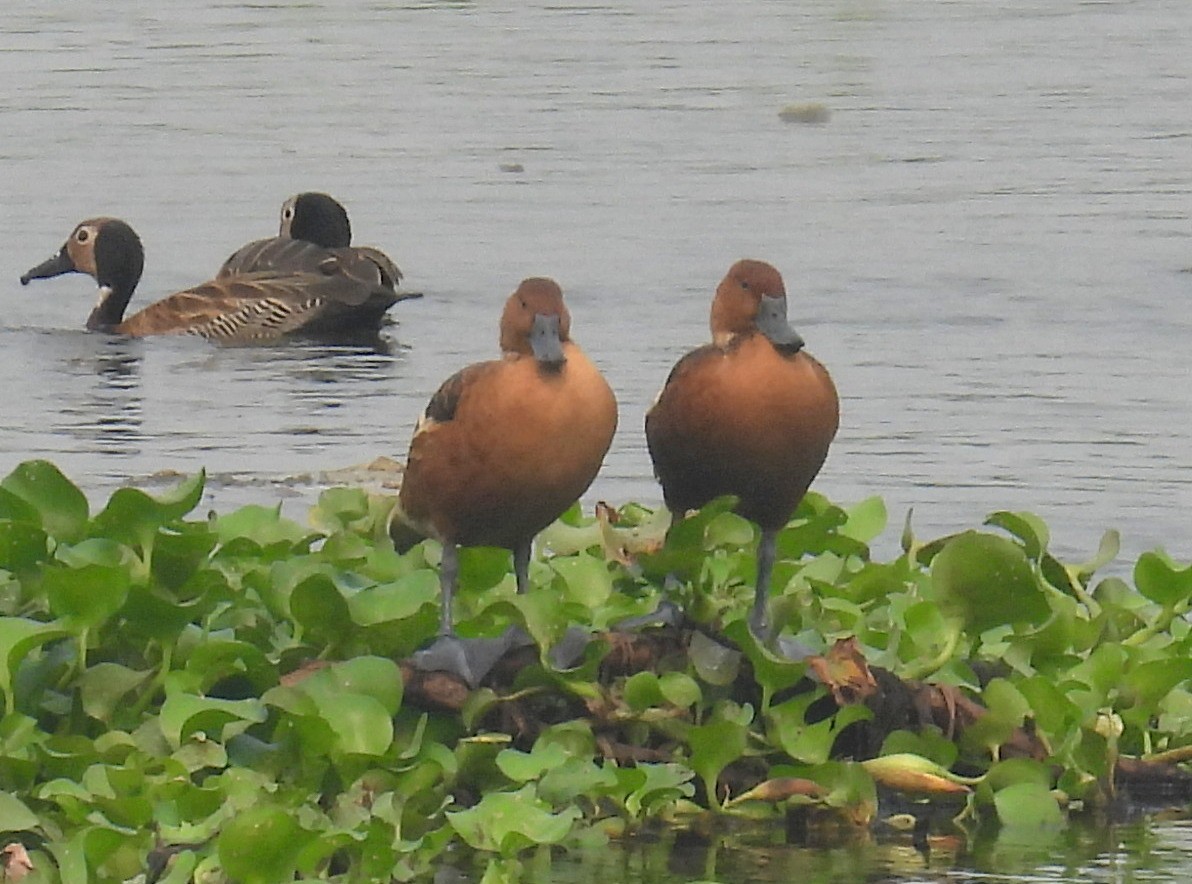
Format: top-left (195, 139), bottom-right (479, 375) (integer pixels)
top-left (0, 521), bottom-right (49, 572)
top-left (992, 780), bottom-right (1064, 831)
top-left (538, 756), bottom-right (619, 806)
top-left (770, 694), bottom-right (872, 765)
top-left (551, 554), bottom-right (614, 609)
top-left (1074, 529), bottom-right (1120, 579)
top-left (659, 672), bottom-right (701, 708)
top-left (496, 741), bottom-right (571, 782)
top-left (218, 805), bottom-right (307, 884)
top-left (704, 511), bottom-right (755, 548)
top-left (43, 562), bottom-right (131, 630)
top-left (447, 785), bottom-right (581, 855)
top-left (1134, 551), bottom-right (1192, 608)
top-left (302, 656), bottom-right (403, 717)
top-left (623, 671), bottom-right (667, 712)
top-left (689, 630), bottom-right (741, 686)
top-left (0, 617), bottom-right (71, 712)
top-left (840, 496), bottom-right (887, 544)
top-left (310, 691), bottom-right (394, 757)
top-left (159, 688), bottom-right (268, 749)
top-left (1123, 658), bottom-right (1192, 709)
top-left (212, 504), bottom-right (312, 548)
top-left (931, 531), bottom-right (1048, 632)
top-left (986, 511), bottom-right (1050, 560)
top-left (1, 460), bottom-right (89, 542)
top-left (79, 662), bottom-right (153, 723)
top-left (89, 471), bottom-right (205, 552)
top-left (290, 573), bottom-right (353, 644)
top-left (725, 620), bottom-right (806, 708)
top-left (623, 763), bottom-right (696, 818)
top-left (348, 570), bottom-right (439, 626)
top-left (0, 790), bottom-right (39, 831)
top-left (688, 715), bottom-right (749, 806)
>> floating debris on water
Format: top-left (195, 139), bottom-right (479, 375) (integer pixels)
top-left (778, 102), bottom-right (831, 124)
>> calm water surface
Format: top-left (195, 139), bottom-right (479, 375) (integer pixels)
top-left (2, 1), bottom-right (1191, 876)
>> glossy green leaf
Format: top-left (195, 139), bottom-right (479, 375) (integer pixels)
top-left (43, 562), bottom-right (131, 630)
top-left (447, 785), bottom-right (580, 855)
top-left (218, 805), bottom-right (307, 884)
top-left (0, 521), bottom-right (50, 572)
top-left (0, 790), bottom-right (40, 831)
top-left (79, 663), bottom-right (153, 723)
top-left (89, 472), bottom-right (205, 552)
top-left (688, 715), bottom-right (748, 806)
top-left (551, 554), bottom-right (614, 609)
top-left (1, 460), bottom-right (89, 542)
top-left (992, 781), bottom-right (1064, 830)
top-left (931, 531), bottom-right (1048, 631)
top-left (1134, 551), bottom-right (1192, 608)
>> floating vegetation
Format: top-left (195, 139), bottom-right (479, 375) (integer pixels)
top-left (778, 102), bottom-right (831, 124)
top-left (1, 459), bottom-right (1191, 881)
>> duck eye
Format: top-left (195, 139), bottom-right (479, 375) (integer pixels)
top-left (739, 279), bottom-right (750, 290)
top-left (76, 229), bottom-right (89, 243)
top-left (283, 206), bottom-right (295, 220)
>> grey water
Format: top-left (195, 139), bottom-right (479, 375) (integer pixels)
top-left (1, 2), bottom-right (1191, 874)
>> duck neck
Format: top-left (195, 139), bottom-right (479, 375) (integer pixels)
top-left (85, 282), bottom-right (134, 331)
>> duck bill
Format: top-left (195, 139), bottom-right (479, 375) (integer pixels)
top-left (530, 313), bottom-right (566, 367)
top-left (757, 294), bottom-right (805, 352)
top-left (20, 247), bottom-right (76, 285)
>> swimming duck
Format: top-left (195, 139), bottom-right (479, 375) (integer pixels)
top-left (216, 192), bottom-right (416, 327)
top-left (19, 216), bottom-right (405, 342)
top-left (645, 259), bottom-right (839, 640)
top-left (391, 277), bottom-right (618, 685)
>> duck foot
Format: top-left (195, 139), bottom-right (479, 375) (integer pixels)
top-left (411, 627), bottom-right (533, 688)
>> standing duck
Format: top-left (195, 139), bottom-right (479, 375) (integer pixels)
top-left (19, 216), bottom-right (404, 342)
top-left (645, 259), bottom-right (839, 640)
top-left (391, 277), bottom-right (618, 685)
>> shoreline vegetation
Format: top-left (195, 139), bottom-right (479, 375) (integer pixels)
top-left (1, 459), bottom-right (1191, 882)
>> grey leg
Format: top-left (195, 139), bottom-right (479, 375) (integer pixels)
top-left (439, 542), bottom-right (459, 636)
top-left (750, 527), bottom-right (778, 640)
top-left (513, 541), bottom-right (532, 595)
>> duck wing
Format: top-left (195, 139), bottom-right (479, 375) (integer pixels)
top-left (119, 271), bottom-right (397, 342)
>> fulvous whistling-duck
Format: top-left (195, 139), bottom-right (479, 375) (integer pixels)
top-left (645, 259), bottom-right (839, 639)
top-left (391, 277), bottom-right (618, 684)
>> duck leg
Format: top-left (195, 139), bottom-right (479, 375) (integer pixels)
top-left (750, 526), bottom-right (778, 641)
top-left (438, 542), bottom-right (460, 636)
top-left (513, 541), bottom-right (532, 594)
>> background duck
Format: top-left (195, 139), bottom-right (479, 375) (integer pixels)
top-left (645, 258), bottom-right (839, 641)
top-left (19, 216), bottom-right (405, 342)
top-left (217, 192), bottom-right (414, 320)
top-left (391, 277), bottom-right (618, 685)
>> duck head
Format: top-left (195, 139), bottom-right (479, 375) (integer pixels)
top-left (280, 192), bottom-right (352, 248)
top-left (499, 277), bottom-right (571, 368)
top-left (710, 258), bottom-right (805, 353)
top-left (20, 218), bottom-right (145, 330)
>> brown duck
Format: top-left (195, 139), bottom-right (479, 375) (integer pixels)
top-left (20, 216), bottom-right (408, 342)
top-left (391, 277), bottom-right (618, 684)
top-left (645, 259), bottom-right (839, 640)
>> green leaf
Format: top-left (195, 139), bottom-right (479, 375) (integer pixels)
top-left (89, 472), bottom-right (205, 552)
top-left (1, 460), bottom-right (89, 542)
top-left (0, 521), bottom-right (50, 572)
top-left (496, 741), bottom-right (571, 782)
top-left (159, 682), bottom-right (268, 749)
top-left (0, 790), bottom-right (40, 831)
top-left (992, 781), bottom-right (1064, 830)
top-left (79, 663), bottom-right (153, 723)
top-left (688, 715), bottom-right (748, 806)
top-left (986, 511), bottom-right (1050, 560)
top-left (1134, 551), bottom-right (1192, 608)
top-left (290, 573), bottom-right (353, 644)
top-left (0, 617), bottom-right (70, 714)
top-left (1124, 658), bottom-right (1192, 709)
top-left (840, 496), bottom-right (887, 544)
top-left (43, 560), bottom-right (131, 630)
top-left (447, 785), bottom-right (580, 855)
top-left (551, 554), bottom-right (614, 610)
top-left (659, 672), bottom-right (702, 708)
top-left (218, 805), bottom-right (307, 884)
top-left (931, 531), bottom-right (1048, 632)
